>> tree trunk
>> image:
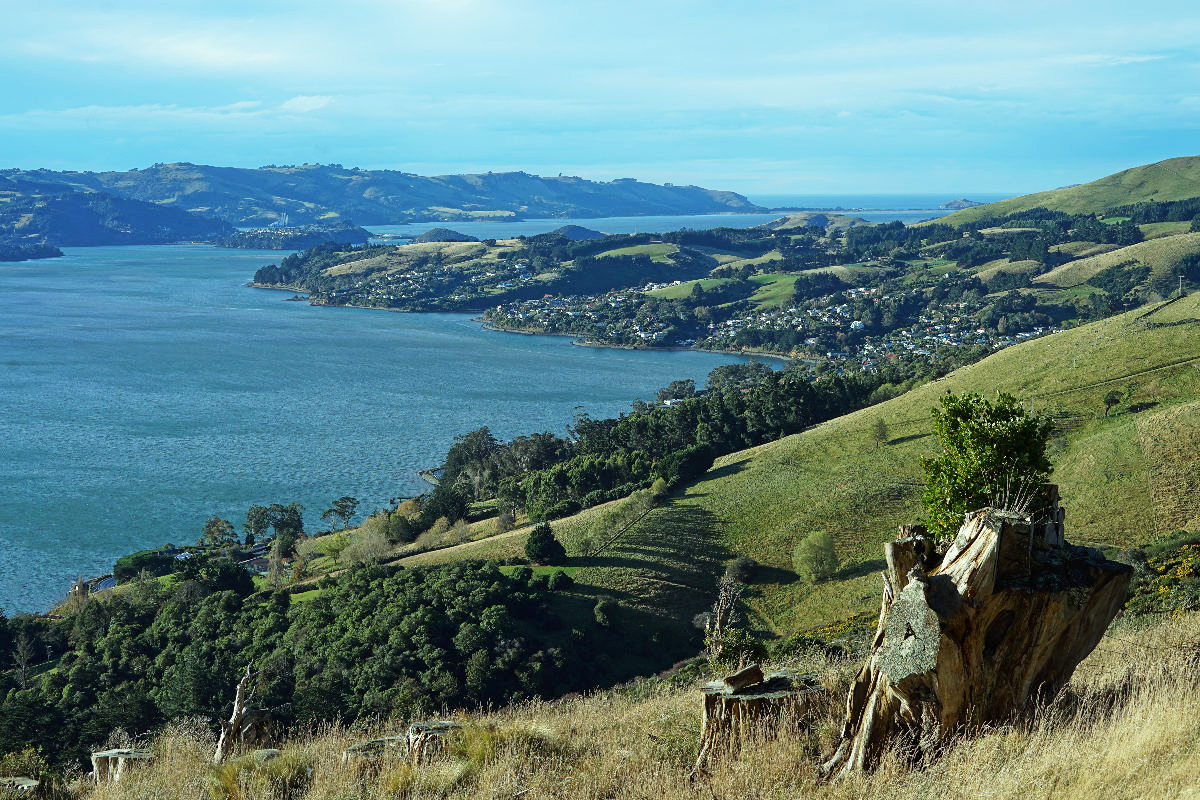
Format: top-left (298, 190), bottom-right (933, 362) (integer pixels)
top-left (823, 508), bottom-right (1131, 779)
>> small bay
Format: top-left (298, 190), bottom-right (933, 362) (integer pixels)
top-left (0, 243), bottom-right (757, 612)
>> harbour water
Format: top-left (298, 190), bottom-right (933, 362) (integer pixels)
top-left (0, 197), bottom-right (1008, 612)
top-left (0, 244), bottom-right (756, 612)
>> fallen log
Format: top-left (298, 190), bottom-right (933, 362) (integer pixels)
top-left (823, 508), bottom-right (1131, 779)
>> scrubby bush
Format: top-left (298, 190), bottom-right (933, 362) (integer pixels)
top-left (724, 556), bottom-right (758, 584)
top-left (793, 531), bottom-right (838, 583)
top-left (593, 597), bottom-right (616, 627)
top-left (547, 570), bottom-right (575, 591)
top-left (525, 522), bottom-right (566, 565)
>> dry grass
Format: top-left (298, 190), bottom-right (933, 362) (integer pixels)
top-left (87, 612), bottom-right (1200, 799)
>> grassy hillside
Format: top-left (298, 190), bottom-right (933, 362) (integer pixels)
top-left (936, 156), bottom-right (1200, 226)
top-left (393, 294), bottom-right (1200, 639)
top-left (87, 610), bottom-right (1200, 800)
top-left (1035, 232), bottom-right (1200, 288)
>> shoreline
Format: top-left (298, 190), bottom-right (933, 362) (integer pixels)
top-left (250, 284), bottom-right (796, 363)
top-left (479, 319), bottom-right (795, 363)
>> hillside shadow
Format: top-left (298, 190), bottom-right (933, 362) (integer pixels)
top-left (695, 458), bottom-right (751, 485)
top-left (888, 432), bottom-right (931, 446)
top-left (838, 557), bottom-right (887, 581)
top-left (748, 565), bottom-right (797, 587)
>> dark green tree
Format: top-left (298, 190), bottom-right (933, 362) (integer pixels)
top-left (1103, 390), bottom-right (1122, 417)
top-left (524, 522), bottom-right (566, 565)
top-left (921, 392), bottom-right (1054, 541)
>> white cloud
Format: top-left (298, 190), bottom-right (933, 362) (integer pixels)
top-left (1059, 53), bottom-right (1169, 67)
top-left (280, 96), bottom-right (333, 113)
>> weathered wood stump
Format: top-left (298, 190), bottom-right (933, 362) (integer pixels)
top-left (407, 721), bottom-right (462, 765)
top-left (341, 736), bottom-right (408, 766)
top-left (692, 667), bottom-right (826, 776)
top-left (90, 749), bottom-right (152, 783)
top-left (822, 508), bottom-right (1131, 779)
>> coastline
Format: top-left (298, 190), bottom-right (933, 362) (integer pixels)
top-left (478, 319), bottom-right (795, 363)
top-left (250, 284), bottom-right (795, 363)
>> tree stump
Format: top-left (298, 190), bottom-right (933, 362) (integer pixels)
top-left (692, 668), bottom-right (826, 777)
top-left (342, 735), bottom-right (408, 766)
top-left (90, 749), bottom-right (152, 783)
top-left (407, 721), bottom-right (462, 765)
top-left (822, 508), bottom-right (1132, 779)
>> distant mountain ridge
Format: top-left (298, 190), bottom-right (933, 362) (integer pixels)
top-left (0, 189), bottom-right (233, 247)
top-left (0, 163), bottom-right (766, 227)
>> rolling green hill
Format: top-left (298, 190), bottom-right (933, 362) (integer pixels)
top-left (397, 294), bottom-right (1200, 638)
top-left (1035, 232), bottom-right (1200, 288)
top-left (935, 156), bottom-right (1200, 227)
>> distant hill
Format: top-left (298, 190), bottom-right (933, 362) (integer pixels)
top-left (762, 211), bottom-right (870, 230)
top-left (0, 189), bottom-right (233, 247)
top-left (936, 156), bottom-right (1200, 226)
top-left (412, 227), bottom-right (479, 243)
top-left (939, 198), bottom-right (983, 210)
top-left (552, 225), bottom-right (607, 241)
top-left (0, 163), bottom-right (766, 227)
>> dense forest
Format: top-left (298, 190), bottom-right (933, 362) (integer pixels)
top-left (0, 559), bottom-right (667, 767)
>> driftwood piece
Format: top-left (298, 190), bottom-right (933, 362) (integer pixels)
top-left (90, 749), bottom-right (152, 783)
top-left (822, 507), bottom-right (1131, 779)
top-left (693, 670), bottom-right (826, 776)
top-left (214, 664), bottom-right (259, 763)
top-left (407, 721), bottom-right (462, 765)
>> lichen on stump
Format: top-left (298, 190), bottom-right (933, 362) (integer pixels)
top-left (823, 507), bottom-right (1131, 779)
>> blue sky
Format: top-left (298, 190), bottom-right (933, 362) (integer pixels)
top-left (2, 0), bottom-right (1199, 195)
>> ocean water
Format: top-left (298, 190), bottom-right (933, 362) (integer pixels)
top-left (0, 243), bottom-right (761, 613)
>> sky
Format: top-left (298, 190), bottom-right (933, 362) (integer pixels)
top-left (2, 0), bottom-right (1199, 196)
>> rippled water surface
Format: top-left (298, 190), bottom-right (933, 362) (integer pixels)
top-left (1, 244), bottom-right (756, 611)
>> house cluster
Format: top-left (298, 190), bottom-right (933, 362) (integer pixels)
top-left (486, 291), bottom-right (677, 345)
top-left (319, 258), bottom-right (539, 309)
top-left (486, 279), bottom-right (1058, 371)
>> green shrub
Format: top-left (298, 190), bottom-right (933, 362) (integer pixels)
top-left (593, 597), bottom-right (616, 627)
top-left (921, 392), bottom-right (1054, 541)
top-left (793, 531), bottom-right (838, 583)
